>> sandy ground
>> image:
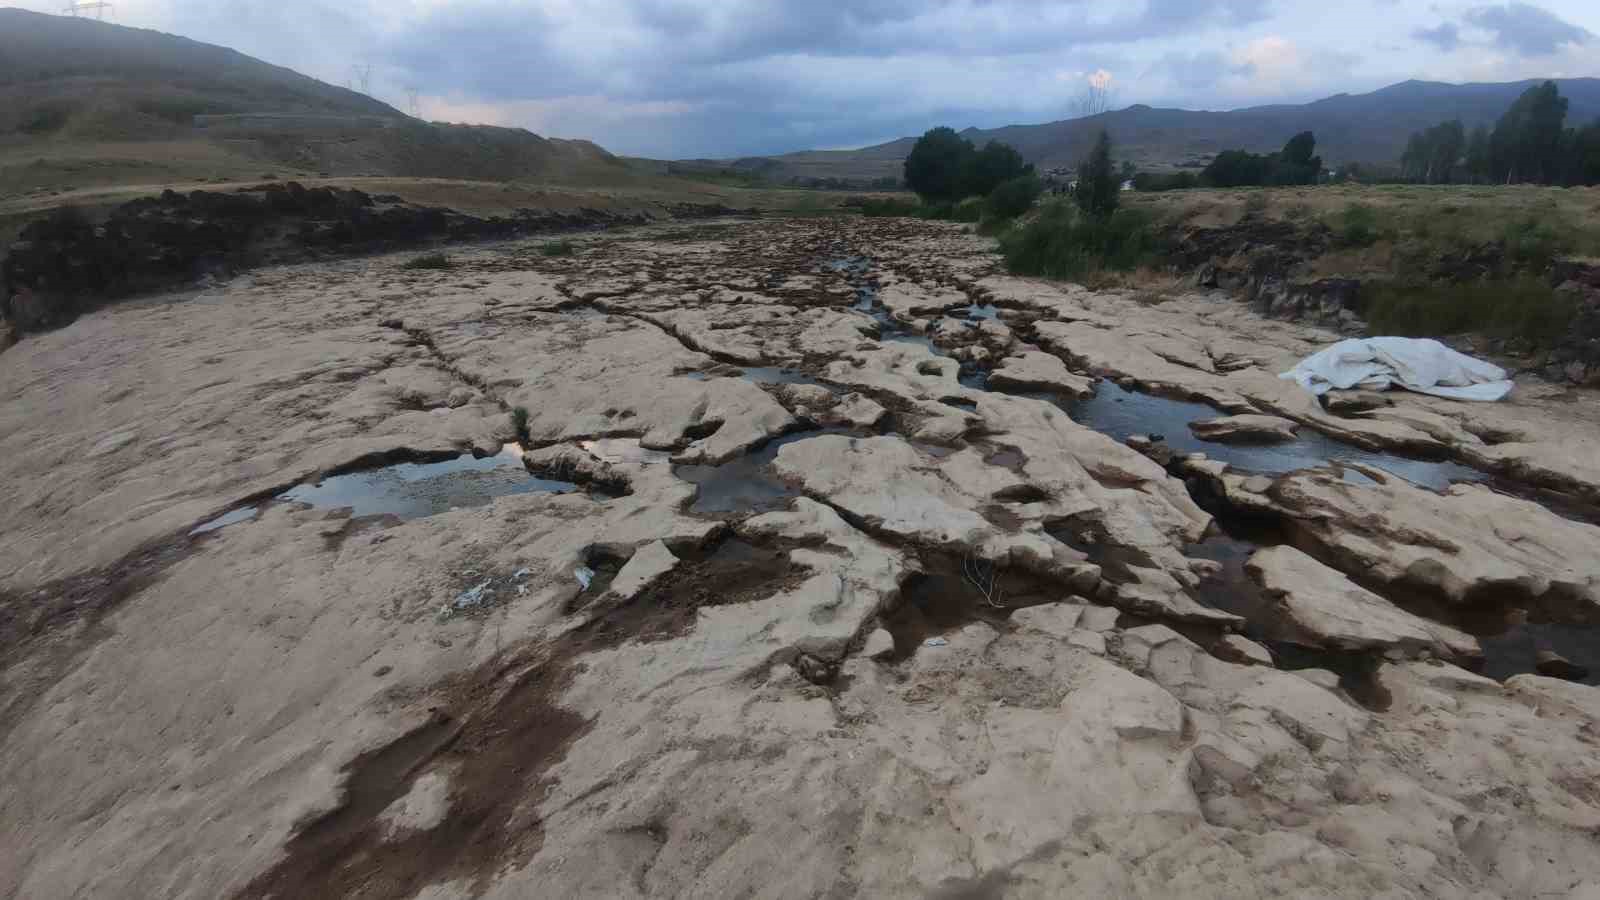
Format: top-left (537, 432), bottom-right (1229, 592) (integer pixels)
top-left (3, 217), bottom-right (1600, 899)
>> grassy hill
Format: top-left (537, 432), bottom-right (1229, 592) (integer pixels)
top-left (0, 8), bottom-right (630, 195)
top-left (684, 78), bottom-right (1600, 183)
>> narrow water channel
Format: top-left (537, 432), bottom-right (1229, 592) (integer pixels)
top-left (825, 256), bottom-right (1595, 685)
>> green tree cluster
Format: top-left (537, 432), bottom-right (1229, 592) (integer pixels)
top-left (1401, 120), bottom-right (1465, 183)
top-left (1401, 81), bottom-right (1600, 185)
top-left (903, 127), bottom-right (1035, 203)
top-left (1200, 131), bottom-right (1323, 187)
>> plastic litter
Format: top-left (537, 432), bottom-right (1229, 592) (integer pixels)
top-left (1281, 337), bottom-right (1513, 402)
top-left (575, 566), bottom-right (595, 590)
top-left (436, 579), bottom-right (494, 621)
top-left (922, 637), bottom-right (949, 648)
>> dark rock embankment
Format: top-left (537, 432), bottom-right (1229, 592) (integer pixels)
top-left (0, 182), bottom-right (751, 342)
top-left (1173, 216), bottom-right (1600, 386)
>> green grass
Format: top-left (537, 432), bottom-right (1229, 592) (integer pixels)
top-left (1500, 216), bottom-right (1575, 271)
top-left (540, 240), bottom-right (576, 257)
top-left (999, 202), bottom-right (1164, 280)
top-left (1363, 277), bottom-right (1576, 344)
top-left (510, 406), bottom-right (531, 444)
top-left (401, 252), bottom-right (452, 270)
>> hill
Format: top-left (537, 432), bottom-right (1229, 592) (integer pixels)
top-left (0, 8), bottom-right (629, 195)
top-left (680, 78), bottom-right (1600, 183)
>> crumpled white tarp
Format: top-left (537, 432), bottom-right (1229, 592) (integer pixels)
top-left (1280, 337), bottom-right (1514, 402)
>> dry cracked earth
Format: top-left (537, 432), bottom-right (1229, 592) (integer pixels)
top-left (3, 216), bottom-right (1600, 899)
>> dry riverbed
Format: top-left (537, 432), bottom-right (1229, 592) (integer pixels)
top-left (3, 216), bottom-right (1600, 899)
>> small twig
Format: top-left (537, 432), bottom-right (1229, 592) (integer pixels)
top-left (962, 555), bottom-right (1008, 609)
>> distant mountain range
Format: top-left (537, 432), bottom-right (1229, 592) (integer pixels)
top-left (0, 8), bottom-right (625, 193)
top-left (673, 78), bottom-right (1600, 183)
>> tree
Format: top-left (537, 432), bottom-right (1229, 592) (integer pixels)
top-left (1490, 80), bottom-right (1569, 183)
top-left (964, 140), bottom-right (1032, 197)
top-left (904, 127), bottom-right (974, 202)
top-left (1201, 132), bottom-right (1318, 187)
top-left (1400, 120), bottom-right (1465, 183)
top-left (1464, 124), bottom-right (1491, 183)
top-left (1576, 120), bottom-right (1600, 186)
top-left (1282, 131), bottom-right (1317, 168)
top-left (1270, 131), bottom-right (1321, 184)
top-left (1076, 130), bottom-right (1119, 219)
top-left (1202, 149), bottom-right (1268, 187)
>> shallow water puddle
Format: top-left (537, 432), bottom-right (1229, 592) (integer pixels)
top-left (279, 445), bottom-right (579, 519)
top-left (1479, 623), bottom-right (1598, 685)
top-left (1065, 381), bottom-right (1486, 491)
top-left (883, 554), bottom-right (1076, 658)
top-left (673, 431), bottom-right (829, 516)
top-left (189, 505), bottom-right (261, 536)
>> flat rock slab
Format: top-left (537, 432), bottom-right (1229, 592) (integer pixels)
top-left (1189, 414), bottom-right (1299, 444)
top-left (988, 351), bottom-right (1095, 398)
top-left (1247, 545), bottom-right (1480, 659)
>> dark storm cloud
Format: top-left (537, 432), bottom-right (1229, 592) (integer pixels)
top-left (378, 0), bottom-right (1275, 100)
top-left (1412, 22), bottom-right (1463, 51)
top-left (1465, 3), bottom-right (1592, 55)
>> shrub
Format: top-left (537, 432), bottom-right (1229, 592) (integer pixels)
top-left (985, 175), bottom-right (1044, 221)
top-left (1364, 277), bottom-right (1575, 344)
top-left (951, 197), bottom-right (985, 223)
top-left (541, 240), bottom-right (576, 257)
top-left (510, 406), bottom-right (531, 443)
top-left (975, 216), bottom-right (1015, 237)
top-left (1000, 202), bottom-right (1163, 280)
top-left (1500, 217), bottom-right (1572, 271)
top-left (1335, 203), bottom-right (1380, 248)
top-left (401, 253), bottom-right (452, 270)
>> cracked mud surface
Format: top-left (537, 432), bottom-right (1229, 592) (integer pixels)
top-left (4, 217), bottom-right (1600, 899)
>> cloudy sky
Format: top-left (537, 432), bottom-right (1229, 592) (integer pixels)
top-left (15, 0), bottom-right (1600, 157)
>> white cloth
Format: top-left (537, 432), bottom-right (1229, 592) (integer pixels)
top-left (1280, 337), bottom-right (1514, 402)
